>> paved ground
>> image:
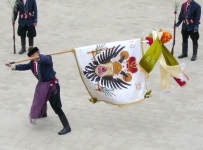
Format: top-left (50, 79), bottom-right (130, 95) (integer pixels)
top-left (0, 0), bottom-right (203, 150)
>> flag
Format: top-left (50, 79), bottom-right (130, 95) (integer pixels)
top-left (73, 39), bottom-right (150, 107)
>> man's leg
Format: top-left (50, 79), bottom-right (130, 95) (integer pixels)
top-left (27, 25), bottom-right (36, 48)
top-left (17, 25), bottom-right (26, 54)
top-left (178, 29), bottom-right (189, 58)
top-left (49, 83), bottom-right (71, 135)
top-left (38, 104), bottom-right (47, 118)
top-left (19, 37), bottom-right (26, 54)
top-left (189, 30), bottom-right (199, 61)
top-left (29, 37), bottom-right (34, 47)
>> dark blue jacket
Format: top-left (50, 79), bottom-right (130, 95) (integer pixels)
top-left (14, 0), bottom-right (38, 26)
top-left (13, 54), bottom-right (56, 82)
top-left (176, 0), bottom-right (201, 31)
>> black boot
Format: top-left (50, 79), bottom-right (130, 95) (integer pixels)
top-left (19, 37), bottom-right (26, 54)
top-left (191, 45), bottom-right (198, 61)
top-left (58, 115), bottom-right (71, 135)
top-left (29, 37), bottom-right (34, 47)
top-left (178, 43), bottom-right (188, 58)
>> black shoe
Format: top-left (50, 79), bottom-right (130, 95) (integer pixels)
top-left (191, 55), bottom-right (197, 61)
top-left (58, 115), bottom-right (71, 135)
top-left (58, 127), bottom-right (71, 135)
top-left (19, 46), bottom-right (26, 54)
top-left (178, 53), bottom-right (188, 58)
top-left (178, 43), bottom-right (188, 59)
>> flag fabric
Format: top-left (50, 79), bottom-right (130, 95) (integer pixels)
top-left (73, 39), bottom-right (150, 107)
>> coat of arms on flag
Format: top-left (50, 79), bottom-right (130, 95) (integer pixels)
top-left (73, 39), bottom-right (150, 107)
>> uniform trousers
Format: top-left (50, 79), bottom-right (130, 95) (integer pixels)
top-left (18, 23), bottom-right (36, 38)
top-left (182, 29), bottom-right (199, 45)
top-left (49, 83), bottom-right (65, 117)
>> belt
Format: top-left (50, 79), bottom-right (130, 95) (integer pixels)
top-left (50, 77), bottom-right (58, 86)
top-left (38, 77), bottom-right (58, 84)
top-left (19, 12), bottom-right (34, 19)
top-left (183, 19), bottom-right (195, 25)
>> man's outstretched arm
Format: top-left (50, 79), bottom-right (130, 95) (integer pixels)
top-left (5, 62), bottom-right (31, 71)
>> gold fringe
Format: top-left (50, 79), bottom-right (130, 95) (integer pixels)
top-left (89, 97), bottom-right (98, 103)
top-left (144, 90), bottom-right (152, 98)
top-left (97, 98), bottom-right (145, 107)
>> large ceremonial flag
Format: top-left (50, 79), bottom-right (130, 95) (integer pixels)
top-left (73, 39), bottom-right (150, 107)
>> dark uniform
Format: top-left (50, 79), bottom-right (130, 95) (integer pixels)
top-left (11, 47), bottom-right (71, 135)
top-left (176, 0), bottom-right (201, 61)
top-left (13, 0), bottom-right (38, 54)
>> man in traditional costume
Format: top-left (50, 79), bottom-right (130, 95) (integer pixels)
top-left (5, 47), bottom-right (71, 135)
top-left (12, 0), bottom-right (38, 54)
top-left (176, 0), bottom-right (201, 61)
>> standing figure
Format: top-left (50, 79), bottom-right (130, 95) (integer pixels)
top-left (176, 0), bottom-right (201, 61)
top-left (12, 0), bottom-right (38, 54)
top-left (5, 47), bottom-right (71, 135)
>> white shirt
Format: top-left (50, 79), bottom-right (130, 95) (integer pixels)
top-left (23, 0), bottom-right (27, 6)
top-left (187, 2), bottom-right (191, 9)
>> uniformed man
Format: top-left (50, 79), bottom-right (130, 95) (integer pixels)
top-left (12, 0), bottom-right (38, 54)
top-left (5, 47), bottom-right (71, 135)
top-left (176, 0), bottom-right (201, 61)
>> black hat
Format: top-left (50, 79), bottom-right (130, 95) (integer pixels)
top-left (27, 46), bottom-right (39, 57)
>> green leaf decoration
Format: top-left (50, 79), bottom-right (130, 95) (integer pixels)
top-left (95, 43), bottom-right (107, 56)
top-left (173, 0), bottom-right (180, 12)
top-left (101, 86), bottom-right (116, 97)
top-left (7, 0), bottom-right (22, 20)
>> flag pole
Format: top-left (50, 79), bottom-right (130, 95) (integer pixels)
top-left (9, 49), bottom-right (74, 64)
top-left (13, 24), bottom-right (16, 54)
top-left (170, 1), bottom-right (189, 86)
top-left (7, 0), bottom-right (20, 54)
top-left (171, 0), bottom-right (180, 54)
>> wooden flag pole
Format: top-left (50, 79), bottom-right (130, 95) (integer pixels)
top-left (9, 49), bottom-right (74, 64)
top-left (13, 24), bottom-right (16, 54)
top-left (171, 1), bottom-right (180, 54)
